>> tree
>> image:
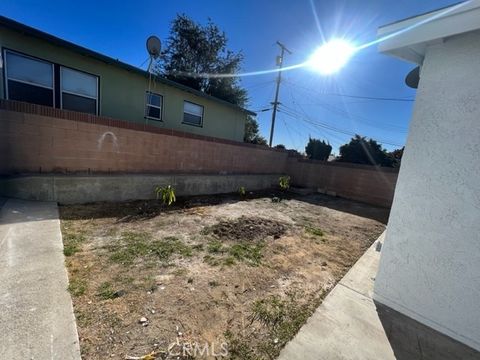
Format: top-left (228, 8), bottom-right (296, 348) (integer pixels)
top-left (337, 135), bottom-right (393, 167)
top-left (157, 14), bottom-right (247, 106)
top-left (244, 116), bottom-right (268, 145)
top-left (305, 137), bottom-right (332, 161)
top-left (274, 144), bottom-right (286, 149)
top-left (387, 147), bottom-right (404, 168)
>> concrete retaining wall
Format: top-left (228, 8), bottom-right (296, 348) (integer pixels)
top-left (0, 174), bottom-right (281, 204)
top-left (287, 158), bottom-right (398, 208)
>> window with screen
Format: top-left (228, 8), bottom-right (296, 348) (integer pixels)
top-left (4, 50), bottom-right (54, 107)
top-left (60, 67), bottom-right (98, 115)
top-left (183, 101), bottom-right (204, 126)
top-left (145, 91), bottom-right (163, 120)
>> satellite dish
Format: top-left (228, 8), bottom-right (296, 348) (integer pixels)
top-left (405, 66), bottom-right (420, 89)
top-left (146, 36), bottom-right (161, 59)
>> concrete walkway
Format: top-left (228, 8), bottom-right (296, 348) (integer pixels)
top-left (278, 232), bottom-right (480, 360)
top-left (0, 199), bottom-right (81, 359)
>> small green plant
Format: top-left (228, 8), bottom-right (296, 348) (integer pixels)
top-left (68, 278), bottom-right (87, 297)
top-left (109, 232), bottom-right (193, 265)
top-left (155, 185), bottom-right (176, 206)
top-left (228, 243), bottom-right (265, 266)
top-left (63, 233), bottom-right (86, 256)
top-left (279, 176), bottom-right (291, 191)
top-left (207, 239), bottom-right (223, 253)
top-left (238, 186), bottom-right (246, 197)
top-left (97, 282), bottom-right (117, 300)
top-left (249, 292), bottom-right (324, 358)
top-left (305, 226), bottom-right (324, 237)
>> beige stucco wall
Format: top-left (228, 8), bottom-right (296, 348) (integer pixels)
top-left (374, 30), bottom-right (480, 351)
top-left (0, 27), bottom-right (246, 141)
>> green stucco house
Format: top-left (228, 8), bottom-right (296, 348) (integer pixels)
top-left (0, 15), bottom-right (254, 142)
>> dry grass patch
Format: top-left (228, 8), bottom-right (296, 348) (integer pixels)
top-left (60, 193), bottom-right (387, 359)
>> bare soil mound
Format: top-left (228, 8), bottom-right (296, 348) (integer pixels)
top-left (205, 216), bottom-right (288, 242)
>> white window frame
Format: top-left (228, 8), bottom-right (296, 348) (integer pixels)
top-left (182, 100), bottom-right (204, 127)
top-left (60, 66), bottom-right (99, 115)
top-left (3, 49), bottom-right (55, 107)
top-left (145, 91), bottom-right (163, 121)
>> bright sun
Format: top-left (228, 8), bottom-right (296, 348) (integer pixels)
top-left (308, 39), bottom-right (356, 75)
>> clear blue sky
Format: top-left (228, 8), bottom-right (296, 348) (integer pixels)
top-left (1, 0), bottom-right (458, 153)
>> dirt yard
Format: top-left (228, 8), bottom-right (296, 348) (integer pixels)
top-left (59, 192), bottom-right (388, 359)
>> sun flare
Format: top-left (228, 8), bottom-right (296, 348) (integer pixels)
top-left (308, 39), bottom-right (356, 75)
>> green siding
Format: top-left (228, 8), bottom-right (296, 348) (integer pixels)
top-left (0, 28), bottom-right (246, 141)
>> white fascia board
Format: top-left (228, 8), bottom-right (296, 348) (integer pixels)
top-left (377, 1), bottom-right (480, 64)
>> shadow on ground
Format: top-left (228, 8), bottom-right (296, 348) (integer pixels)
top-left (58, 190), bottom-right (390, 224)
top-left (296, 193), bottom-right (390, 224)
top-left (376, 302), bottom-right (480, 360)
top-left (0, 197), bottom-right (59, 225)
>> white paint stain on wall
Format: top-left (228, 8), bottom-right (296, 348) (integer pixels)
top-left (97, 132), bottom-right (119, 153)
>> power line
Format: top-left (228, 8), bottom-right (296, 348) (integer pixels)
top-left (282, 84), bottom-right (350, 148)
top-left (278, 113), bottom-right (300, 150)
top-left (282, 110), bottom-right (345, 149)
top-left (283, 78), bottom-right (414, 102)
top-left (281, 84), bottom-right (409, 133)
top-left (243, 79), bottom-right (276, 92)
top-left (278, 106), bottom-right (403, 147)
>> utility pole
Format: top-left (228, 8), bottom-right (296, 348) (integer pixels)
top-left (269, 41), bottom-right (291, 147)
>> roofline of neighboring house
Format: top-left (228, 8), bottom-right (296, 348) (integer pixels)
top-left (0, 15), bottom-right (256, 116)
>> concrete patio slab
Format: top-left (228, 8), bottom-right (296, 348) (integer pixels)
top-left (278, 232), bottom-right (480, 360)
top-left (0, 199), bottom-right (81, 359)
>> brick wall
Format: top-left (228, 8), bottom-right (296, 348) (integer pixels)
top-left (0, 101), bottom-right (287, 175)
top-left (0, 100), bottom-right (399, 207)
top-left (286, 158), bottom-right (398, 208)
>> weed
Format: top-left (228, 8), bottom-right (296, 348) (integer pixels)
top-left (245, 292), bottom-right (324, 359)
top-left (191, 244), bottom-right (204, 251)
top-left (97, 282), bottom-right (117, 300)
top-left (228, 243), bottom-right (264, 266)
top-left (223, 256), bottom-right (236, 266)
top-left (155, 185), bottom-right (176, 206)
top-left (109, 232), bottom-right (152, 264)
top-left (74, 309), bottom-right (94, 327)
top-left (203, 254), bottom-right (221, 266)
top-left (204, 239), bottom-right (265, 267)
top-left (305, 226), bottom-right (324, 237)
top-left (63, 233), bottom-right (86, 256)
top-left (238, 186), bottom-right (246, 197)
top-left (279, 176), bottom-right (291, 191)
top-left (207, 239), bottom-right (223, 253)
top-left (68, 278), bottom-right (87, 297)
top-left (172, 268), bottom-right (189, 277)
top-left (142, 276), bottom-right (157, 292)
top-left (150, 236), bottom-right (193, 260)
top-left (109, 232), bottom-right (194, 265)
top-left (224, 331), bottom-right (259, 360)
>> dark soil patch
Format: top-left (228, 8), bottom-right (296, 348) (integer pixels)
top-left (204, 216), bottom-right (288, 242)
